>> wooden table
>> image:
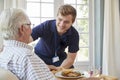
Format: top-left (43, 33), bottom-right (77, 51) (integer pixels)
top-left (56, 75), bottom-right (118, 80)
top-left (52, 70), bottom-right (118, 80)
top-left (52, 70), bottom-right (101, 80)
top-left (56, 77), bottom-right (101, 80)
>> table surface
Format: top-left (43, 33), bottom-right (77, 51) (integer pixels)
top-left (54, 72), bottom-right (118, 80)
top-left (53, 70), bottom-right (101, 80)
top-left (56, 77), bottom-right (101, 80)
top-left (52, 69), bottom-right (118, 80)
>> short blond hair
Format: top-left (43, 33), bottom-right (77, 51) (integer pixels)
top-left (57, 4), bottom-right (77, 23)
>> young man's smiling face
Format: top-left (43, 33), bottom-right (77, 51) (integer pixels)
top-left (56, 13), bottom-right (73, 35)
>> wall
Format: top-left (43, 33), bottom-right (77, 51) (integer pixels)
top-left (0, 0), bottom-right (4, 13)
top-left (119, 0), bottom-right (120, 12)
top-left (0, 0), bottom-right (26, 12)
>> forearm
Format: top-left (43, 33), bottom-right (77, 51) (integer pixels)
top-left (48, 65), bottom-right (58, 71)
top-left (60, 53), bottom-right (77, 69)
top-left (60, 59), bottom-right (74, 69)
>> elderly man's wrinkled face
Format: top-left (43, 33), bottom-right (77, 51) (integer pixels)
top-left (56, 13), bottom-right (73, 35)
top-left (20, 20), bottom-right (32, 44)
top-left (24, 24), bottom-right (32, 43)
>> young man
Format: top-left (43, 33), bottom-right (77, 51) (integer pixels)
top-left (0, 8), bottom-right (56, 80)
top-left (31, 4), bottom-right (79, 70)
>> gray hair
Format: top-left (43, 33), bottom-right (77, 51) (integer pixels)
top-left (0, 8), bottom-right (30, 40)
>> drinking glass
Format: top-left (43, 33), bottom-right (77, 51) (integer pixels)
top-left (88, 66), bottom-right (102, 77)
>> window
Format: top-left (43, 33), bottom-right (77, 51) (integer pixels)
top-left (26, 0), bottom-right (94, 70)
top-left (26, 0), bottom-right (54, 27)
top-left (64, 0), bottom-right (89, 62)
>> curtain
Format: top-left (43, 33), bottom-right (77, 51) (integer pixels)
top-left (103, 0), bottom-right (120, 79)
top-left (4, 0), bottom-right (25, 9)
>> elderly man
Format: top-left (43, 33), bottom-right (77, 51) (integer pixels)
top-left (0, 8), bottom-right (56, 80)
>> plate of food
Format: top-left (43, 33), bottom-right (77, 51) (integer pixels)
top-left (55, 69), bottom-right (85, 79)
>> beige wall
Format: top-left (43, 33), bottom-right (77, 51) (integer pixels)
top-left (0, 0), bottom-right (26, 13)
top-left (0, 0), bottom-right (4, 13)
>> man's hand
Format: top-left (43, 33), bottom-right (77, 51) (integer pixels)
top-left (48, 65), bottom-right (58, 71)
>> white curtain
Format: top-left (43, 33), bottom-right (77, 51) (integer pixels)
top-left (4, 0), bottom-right (25, 9)
top-left (103, 0), bottom-right (120, 79)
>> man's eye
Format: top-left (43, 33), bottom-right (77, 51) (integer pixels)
top-left (65, 21), bottom-right (69, 24)
top-left (58, 19), bottom-right (62, 21)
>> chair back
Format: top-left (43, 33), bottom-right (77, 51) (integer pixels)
top-left (0, 67), bottom-right (19, 80)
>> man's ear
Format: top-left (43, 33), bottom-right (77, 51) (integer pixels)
top-left (18, 25), bottom-right (24, 37)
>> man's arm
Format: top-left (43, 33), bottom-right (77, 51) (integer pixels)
top-left (60, 52), bottom-right (77, 69)
top-left (48, 65), bottom-right (58, 71)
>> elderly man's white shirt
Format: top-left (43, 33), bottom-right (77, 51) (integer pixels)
top-left (0, 40), bottom-right (56, 80)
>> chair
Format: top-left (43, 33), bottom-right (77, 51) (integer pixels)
top-left (0, 67), bottom-right (19, 80)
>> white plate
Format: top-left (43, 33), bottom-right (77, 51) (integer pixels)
top-left (55, 71), bottom-right (85, 79)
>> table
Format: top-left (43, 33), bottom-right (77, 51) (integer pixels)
top-left (56, 75), bottom-right (118, 80)
top-left (56, 77), bottom-right (101, 80)
top-left (54, 71), bottom-right (102, 80)
top-left (52, 69), bottom-right (118, 80)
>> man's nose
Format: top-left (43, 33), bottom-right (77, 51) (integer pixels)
top-left (59, 21), bottom-right (65, 26)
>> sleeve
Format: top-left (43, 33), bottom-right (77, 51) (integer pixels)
top-left (31, 20), bottom-right (55, 41)
top-left (31, 23), bottom-right (45, 41)
top-left (68, 29), bottom-right (79, 53)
